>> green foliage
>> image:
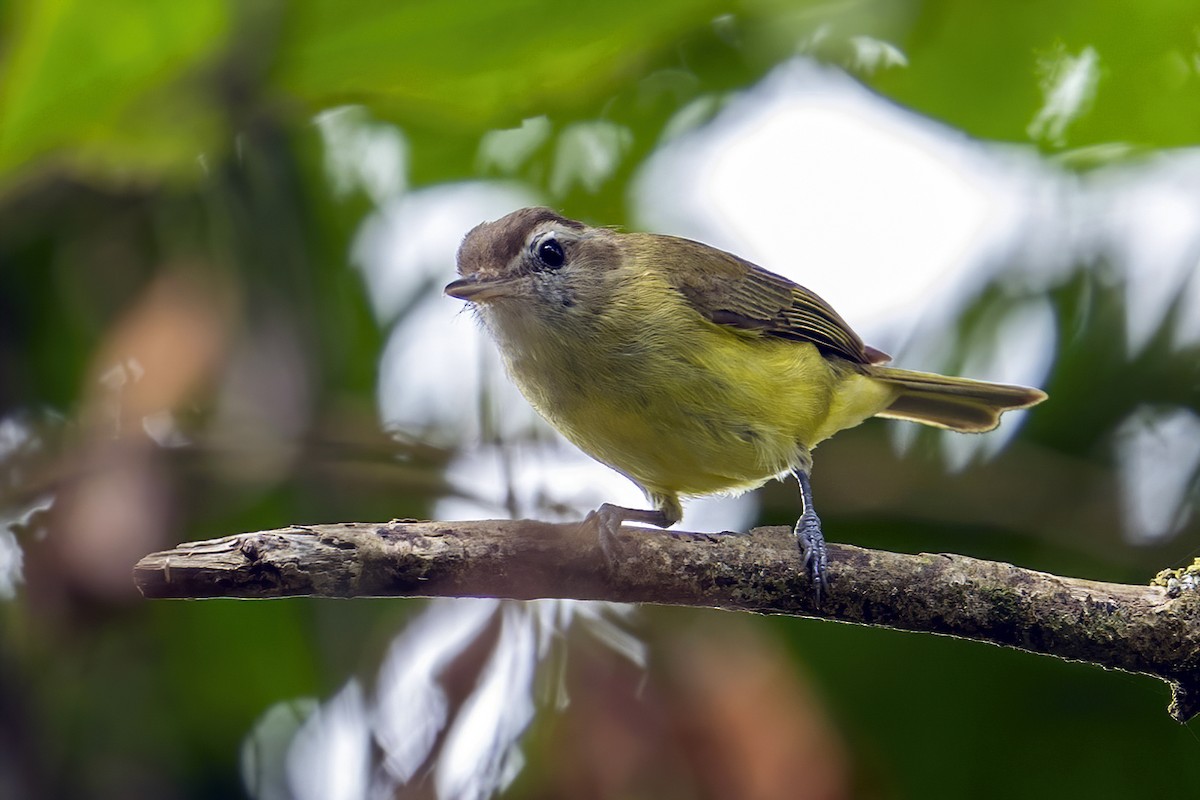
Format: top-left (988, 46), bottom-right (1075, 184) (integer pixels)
top-left (872, 0), bottom-right (1200, 150)
top-left (273, 0), bottom-right (727, 126)
top-left (2, 1), bottom-right (1199, 798)
top-left (0, 0), bottom-right (230, 184)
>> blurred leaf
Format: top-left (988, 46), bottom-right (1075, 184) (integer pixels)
top-left (871, 0), bottom-right (1200, 150)
top-left (0, 0), bottom-right (231, 186)
top-left (2, 2), bottom-right (1199, 798)
top-left (271, 0), bottom-right (727, 130)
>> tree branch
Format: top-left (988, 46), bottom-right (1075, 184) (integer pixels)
top-left (133, 519), bottom-right (1200, 722)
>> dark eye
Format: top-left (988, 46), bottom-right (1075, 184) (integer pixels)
top-left (535, 236), bottom-right (565, 269)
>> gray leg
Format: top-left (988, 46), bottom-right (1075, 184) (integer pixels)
top-left (587, 493), bottom-right (682, 561)
top-left (593, 504), bottom-right (678, 530)
top-left (791, 468), bottom-right (828, 605)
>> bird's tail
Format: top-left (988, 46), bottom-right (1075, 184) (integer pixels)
top-left (868, 366), bottom-right (1047, 433)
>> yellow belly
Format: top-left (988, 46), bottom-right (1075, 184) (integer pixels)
top-left (496, 300), bottom-right (897, 499)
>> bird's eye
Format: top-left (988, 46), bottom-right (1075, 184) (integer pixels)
top-left (535, 236), bottom-right (565, 269)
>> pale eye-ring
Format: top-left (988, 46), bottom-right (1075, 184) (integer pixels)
top-left (534, 235), bottom-right (565, 269)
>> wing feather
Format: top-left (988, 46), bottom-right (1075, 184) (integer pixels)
top-left (647, 234), bottom-right (887, 365)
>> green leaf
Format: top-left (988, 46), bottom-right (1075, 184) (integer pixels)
top-left (271, 0), bottom-right (727, 130)
top-left (869, 0), bottom-right (1200, 150)
top-left (0, 0), bottom-right (231, 185)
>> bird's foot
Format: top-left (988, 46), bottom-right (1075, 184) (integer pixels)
top-left (584, 503), bottom-right (624, 562)
top-left (584, 503), bottom-right (675, 563)
top-left (794, 510), bottom-right (828, 606)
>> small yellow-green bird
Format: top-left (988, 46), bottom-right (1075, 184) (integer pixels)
top-left (446, 207), bottom-right (1046, 602)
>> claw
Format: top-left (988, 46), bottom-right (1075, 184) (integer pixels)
top-left (585, 502), bottom-right (681, 565)
top-left (795, 510), bottom-right (828, 606)
top-left (792, 467), bottom-right (828, 606)
top-left (584, 504), bottom-right (626, 563)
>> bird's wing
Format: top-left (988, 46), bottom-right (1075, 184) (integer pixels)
top-left (651, 234), bottom-right (889, 365)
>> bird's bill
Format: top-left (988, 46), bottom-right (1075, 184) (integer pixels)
top-left (444, 275), bottom-right (519, 302)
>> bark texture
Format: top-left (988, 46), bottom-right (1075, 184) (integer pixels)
top-left (133, 519), bottom-right (1200, 721)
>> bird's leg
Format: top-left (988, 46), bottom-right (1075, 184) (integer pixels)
top-left (792, 467), bottom-right (828, 605)
top-left (586, 493), bottom-right (682, 561)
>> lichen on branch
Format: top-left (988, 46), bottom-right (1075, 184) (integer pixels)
top-left (133, 519), bottom-right (1200, 722)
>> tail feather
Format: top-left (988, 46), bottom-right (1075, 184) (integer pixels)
top-left (868, 366), bottom-right (1047, 433)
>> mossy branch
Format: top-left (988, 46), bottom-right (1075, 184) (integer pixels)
top-left (133, 519), bottom-right (1200, 722)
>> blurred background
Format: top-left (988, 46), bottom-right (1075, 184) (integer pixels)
top-left (3, 0), bottom-right (1200, 797)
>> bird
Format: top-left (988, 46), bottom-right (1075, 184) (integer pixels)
top-left (445, 207), bottom-right (1047, 603)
